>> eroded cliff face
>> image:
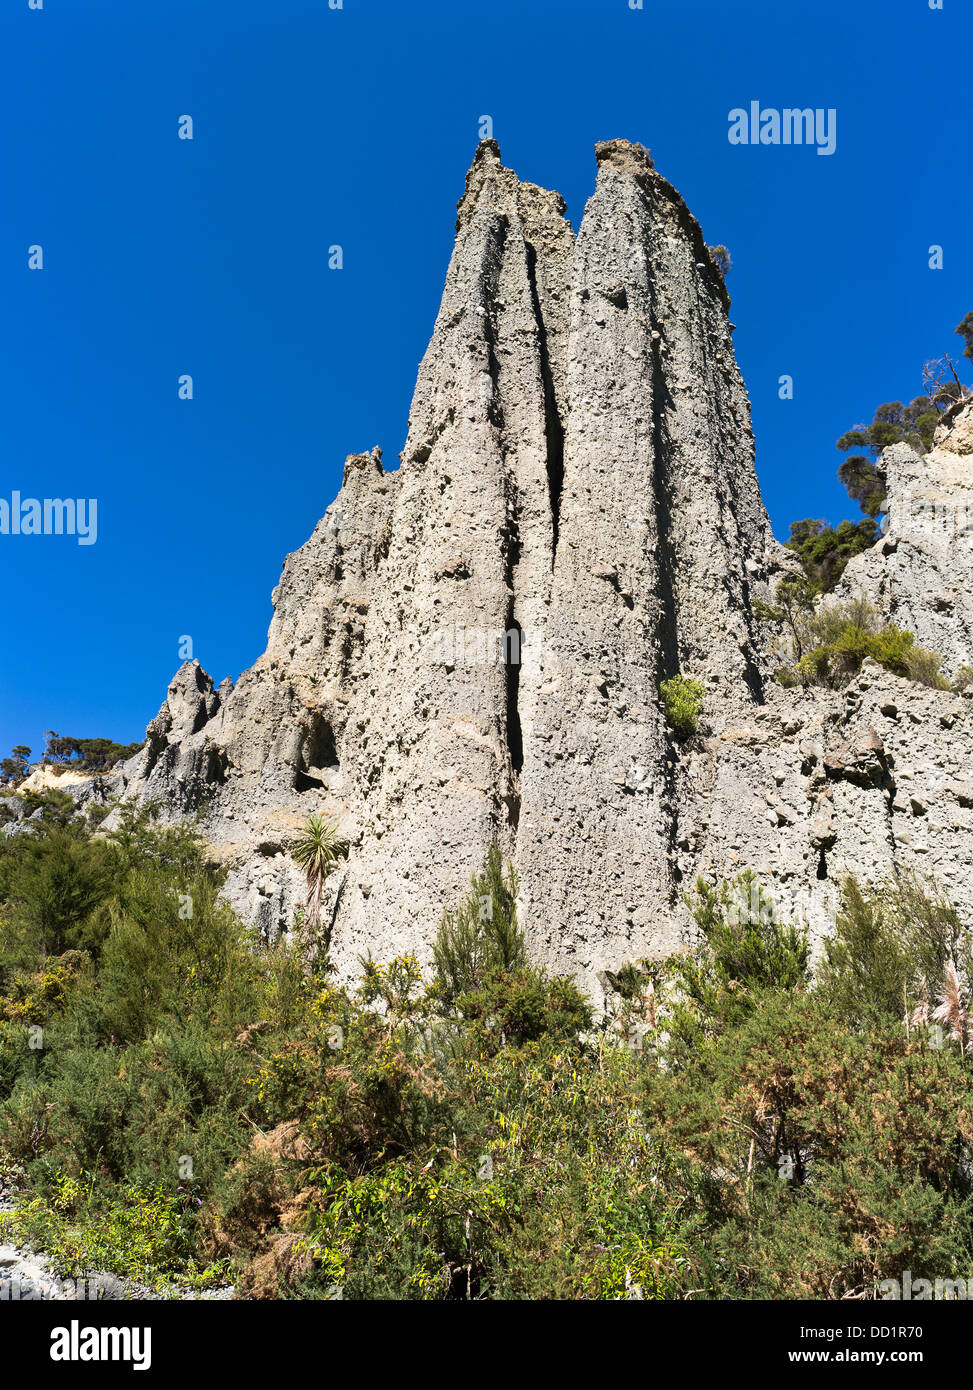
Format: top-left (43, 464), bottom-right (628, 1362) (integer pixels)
top-left (96, 141), bottom-right (972, 993)
top-left (834, 400), bottom-right (973, 682)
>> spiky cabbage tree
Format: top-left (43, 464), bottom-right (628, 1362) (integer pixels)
top-left (291, 816), bottom-right (346, 931)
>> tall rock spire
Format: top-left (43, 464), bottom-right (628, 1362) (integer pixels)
top-left (100, 140), bottom-right (973, 995)
top-left (335, 140), bottom-right (577, 967)
top-left (109, 139), bottom-right (788, 980)
top-left (517, 139), bottom-right (781, 972)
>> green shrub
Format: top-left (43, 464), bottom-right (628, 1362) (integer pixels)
top-left (432, 843), bottom-right (525, 1004)
top-left (657, 874), bottom-right (809, 1061)
top-left (2, 828), bottom-right (114, 964)
top-left (818, 874), bottom-right (972, 1029)
top-left (784, 517), bottom-right (879, 593)
top-left (0, 1175), bottom-right (210, 1289)
top-left (96, 867), bottom-right (258, 1043)
top-left (646, 990), bottom-right (973, 1298)
top-left (761, 590), bottom-right (951, 691)
top-left (660, 674), bottom-right (704, 738)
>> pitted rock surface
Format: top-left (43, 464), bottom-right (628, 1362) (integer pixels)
top-left (72, 141), bottom-right (970, 996)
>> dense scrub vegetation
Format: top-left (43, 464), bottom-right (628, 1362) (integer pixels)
top-left (783, 517), bottom-right (879, 595)
top-left (1, 798), bottom-right (972, 1299)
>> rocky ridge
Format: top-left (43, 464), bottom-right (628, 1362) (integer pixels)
top-left (44, 140), bottom-right (972, 995)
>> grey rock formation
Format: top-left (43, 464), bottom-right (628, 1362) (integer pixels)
top-left (86, 140), bottom-right (970, 995)
top-left (686, 663), bottom-right (973, 947)
top-left (834, 400), bottom-right (973, 680)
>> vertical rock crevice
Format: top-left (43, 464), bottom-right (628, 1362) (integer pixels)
top-left (524, 242), bottom-right (565, 562)
top-left (647, 328), bottom-right (681, 686)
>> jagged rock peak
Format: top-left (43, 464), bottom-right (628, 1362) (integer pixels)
top-left (456, 138), bottom-right (569, 232)
top-left (594, 137), bottom-right (655, 177)
top-left (342, 445), bottom-right (384, 485)
top-left (593, 138), bottom-right (730, 310)
top-left (85, 140), bottom-right (973, 1002)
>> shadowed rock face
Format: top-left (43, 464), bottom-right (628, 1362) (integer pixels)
top-left (101, 141), bottom-right (973, 993)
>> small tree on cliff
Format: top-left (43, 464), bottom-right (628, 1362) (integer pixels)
top-left (291, 815), bottom-right (347, 932)
top-left (834, 330), bottom-right (973, 524)
top-left (955, 310), bottom-right (973, 362)
top-left (0, 745), bottom-right (31, 785)
top-left (707, 244), bottom-right (732, 276)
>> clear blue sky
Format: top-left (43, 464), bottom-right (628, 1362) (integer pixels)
top-left (2, 0), bottom-right (970, 762)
